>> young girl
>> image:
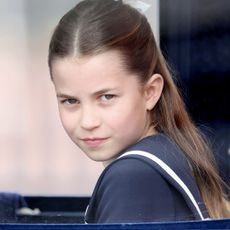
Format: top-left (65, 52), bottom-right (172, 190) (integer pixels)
top-left (48, 0), bottom-right (229, 223)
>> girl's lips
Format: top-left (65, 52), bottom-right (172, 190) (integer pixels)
top-left (81, 138), bottom-right (108, 148)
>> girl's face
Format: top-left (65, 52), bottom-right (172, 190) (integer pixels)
top-left (52, 51), bottom-right (156, 164)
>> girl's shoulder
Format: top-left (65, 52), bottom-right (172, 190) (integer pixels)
top-left (114, 133), bottom-right (208, 220)
top-left (86, 147), bottom-right (191, 223)
top-left (87, 134), bottom-right (208, 221)
top-left (96, 133), bottom-right (192, 196)
top-left (85, 134), bottom-right (207, 223)
top-left (122, 133), bottom-right (188, 166)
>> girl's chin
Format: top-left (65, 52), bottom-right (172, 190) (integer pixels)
top-left (83, 151), bottom-right (117, 165)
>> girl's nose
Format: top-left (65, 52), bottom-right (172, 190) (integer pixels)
top-left (80, 105), bottom-right (101, 130)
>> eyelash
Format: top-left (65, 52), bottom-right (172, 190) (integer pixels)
top-left (60, 94), bottom-right (116, 105)
top-left (60, 98), bottom-right (78, 105)
top-left (100, 94), bottom-right (115, 102)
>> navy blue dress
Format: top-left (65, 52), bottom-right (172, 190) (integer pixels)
top-left (85, 134), bottom-right (209, 223)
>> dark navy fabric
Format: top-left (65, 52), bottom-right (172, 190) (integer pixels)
top-left (0, 192), bottom-right (27, 223)
top-left (85, 134), bottom-right (208, 223)
top-left (123, 134), bottom-right (209, 219)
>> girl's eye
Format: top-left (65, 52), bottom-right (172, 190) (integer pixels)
top-left (100, 94), bottom-right (115, 102)
top-left (61, 98), bottom-right (78, 105)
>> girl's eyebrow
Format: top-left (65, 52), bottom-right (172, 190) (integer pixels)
top-left (56, 87), bottom-right (119, 98)
top-left (56, 93), bottom-right (75, 98)
top-left (92, 87), bottom-right (119, 96)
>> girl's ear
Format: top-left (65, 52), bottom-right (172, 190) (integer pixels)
top-left (144, 74), bottom-right (164, 111)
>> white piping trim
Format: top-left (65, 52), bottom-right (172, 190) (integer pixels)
top-left (119, 150), bottom-right (205, 220)
top-left (84, 205), bottom-right (89, 224)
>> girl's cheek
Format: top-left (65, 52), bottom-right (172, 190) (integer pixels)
top-left (59, 112), bottom-right (74, 133)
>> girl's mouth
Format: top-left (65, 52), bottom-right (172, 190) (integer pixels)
top-left (81, 137), bottom-right (109, 148)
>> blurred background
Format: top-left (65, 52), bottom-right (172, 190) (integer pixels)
top-left (0, 0), bottom-right (158, 196)
top-left (0, 0), bottom-right (104, 196)
top-left (160, 0), bottom-right (230, 189)
top-left (0, 0), bottom-right (229, 197)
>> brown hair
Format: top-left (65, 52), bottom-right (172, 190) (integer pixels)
top-left (48, 0), bottom-right (229, 218)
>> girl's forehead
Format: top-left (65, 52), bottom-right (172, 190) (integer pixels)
top-left (52, 51), bottom-right (141, 95)
top-left (52, 51), bottom-right (133, 82)
top-left (55, 50), bottom-right (125, 69)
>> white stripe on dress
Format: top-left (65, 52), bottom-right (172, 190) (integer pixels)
top-left (119, 150), bottom-right (205, 220)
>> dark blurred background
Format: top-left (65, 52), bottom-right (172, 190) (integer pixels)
top-left (160, 0), bottom-right (230, 191)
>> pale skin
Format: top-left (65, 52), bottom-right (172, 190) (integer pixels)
top-left (51, 50), bottom-right (164, 166)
